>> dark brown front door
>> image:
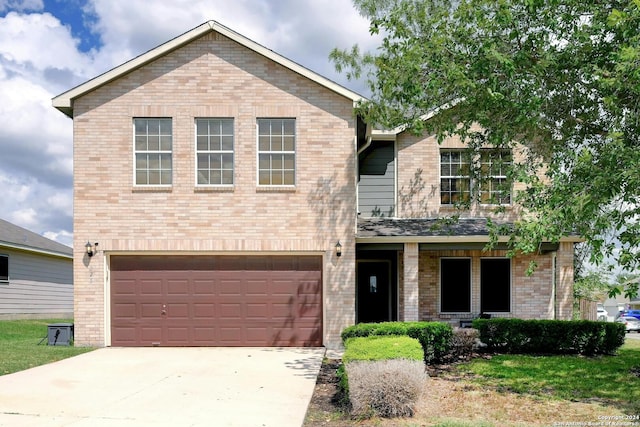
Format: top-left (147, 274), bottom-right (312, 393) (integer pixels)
top-left (357, 260), bottom-right (392, 323)
top-left (110, 255), bottom-right (322, 347)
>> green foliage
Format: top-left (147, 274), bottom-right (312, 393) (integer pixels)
top-left (472, 318), bottom-right (626, 355)
top-left (0, 319), bottom-right (93, 375)
top-left (341, 321), bottom-right (453, 364)
top-left (343, 336), bottom-right (423, 363)
top-left (333, 0), bottom-right (640, 281)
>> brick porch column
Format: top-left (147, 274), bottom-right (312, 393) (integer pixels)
top-left (403, 242), bottom-right (419, 321)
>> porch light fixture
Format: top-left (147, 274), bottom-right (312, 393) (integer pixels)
top-left (85, 241), bottom-right (98, 257)
top-left (335, 241), bottom-right (342, 257)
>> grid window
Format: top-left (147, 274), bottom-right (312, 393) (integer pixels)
top-left (258, 118), bottom-right (295, 186)
top-left (134, 118), bottom-right (172, 185)
top-left (440, 258), bottom-right (471, 313)
top-left (440, 150), bottom-right (471, 204)
top-left (0, 254), bottom-right (8, 282)
top-left (196, 119), bottom-right (234, 185)
top-left (480, 149), bottom-right (512, 204)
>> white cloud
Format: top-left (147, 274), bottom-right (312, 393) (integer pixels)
top-left (0, 0), bottom-right (42, 13)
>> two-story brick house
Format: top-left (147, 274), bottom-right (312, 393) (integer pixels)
top-left (53, 21), bottom-right (577, 350)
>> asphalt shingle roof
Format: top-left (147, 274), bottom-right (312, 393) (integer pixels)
top-left (357, 217), bottom-right (512, 238)
top-left (0, 218), bottom-right (72, 257)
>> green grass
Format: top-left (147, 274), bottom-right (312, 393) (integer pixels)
top-left (454, 339), bottom-right (640, 413)
top-left (343, 335), bottom-right (423, 362)
top-left (0, 319), bottom-right (94, 375)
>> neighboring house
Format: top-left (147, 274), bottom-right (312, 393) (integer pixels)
top-left (52, 21), bottom-right (577, 350)
top-left (0, 219), bottom-right (73, 319)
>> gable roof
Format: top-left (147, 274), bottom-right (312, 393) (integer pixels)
top-left (0, 219), bottom-right (72, 259)
top-left (52, 20), bottom-right (364, 117)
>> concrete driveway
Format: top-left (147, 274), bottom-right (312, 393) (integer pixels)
top-left (0, 347), bottom-right (324, 427)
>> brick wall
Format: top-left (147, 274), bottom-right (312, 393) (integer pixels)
top-left (72, 32), bottom-right (357, 349)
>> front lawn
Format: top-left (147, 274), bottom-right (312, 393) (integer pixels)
top-left (0, 319), bottom-right (94, 375)
top-left (452, 338), bottom-right (640, 414)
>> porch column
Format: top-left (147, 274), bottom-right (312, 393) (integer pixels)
top-left (403, 242), bottom-right (419, 321)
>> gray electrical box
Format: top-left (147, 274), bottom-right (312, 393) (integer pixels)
top-left (47, 323), bottom-right (74, 346)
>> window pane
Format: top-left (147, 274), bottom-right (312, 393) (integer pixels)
top-left (134, 120), bottom-right (147, 134)
top-left (481, 259), bottom-right (511, 312)
top-left (259, 136), bottom-right (270, 151)
top-left (271, 138), bottom-right (283, 152)
top-left (136, 154), bottom-right (148, 169)
top-left (222, 154), bottom-right (233, 169)
top-left (221, 136), bottom-right (233, 151)
top-left (259, 154), bottom-right (270, 170)
top-left (259, 171), bottom-right (271, 185)
top-left (147, 135), bottom-right (160, 151)
top-left (272, 155), bottom-right (283, 170)
top-left (210, 170), bottom-right (222, 185)
top-left (147, 119), bottom-right (160, 135)
top-left (135, 136), bottom-right (147, 151)
top-left (148, 171), bottom-right (160, 185)
top-left (159, 119), bottom-right (171, 135)
top-left (272, 172), bottom-right (283, 185)
top-left (441, 259), bottom-right (471, 312)
top-left (283, 136), bottom-right (295, 151)
top-left (271, 119), bottom-right (283, 136)
top-left (197, 135), bottom-right (209, 151)
top-left (221, 120), bottom-right (233, 135)
top-left (196, 120), bottom-right (208, 136)
top-left (222, 170), bottom-right (233, 184)
top-left (136, 171), bottom-right (147, 185)
top-left (0, 255), bottom-right (8, 281)
top-left (160, 171), bottom-right (172, 185)
top-left (148, 155), bottom-right (160, 169)
top-left (283, 154), bottom-right (294, 169)
top-left (283, 170), bottom-right (294, 185)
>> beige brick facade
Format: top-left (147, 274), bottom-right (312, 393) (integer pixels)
top-left (61, 22), bottom-right (576, 351)
top-left (71, 31), bottom-right (356, 349)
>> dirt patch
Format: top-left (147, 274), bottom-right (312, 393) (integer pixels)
top-left (304, 358), bottom-right (627, 427)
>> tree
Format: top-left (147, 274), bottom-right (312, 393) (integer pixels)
top-left (332, 0), bottom-right (640, 292)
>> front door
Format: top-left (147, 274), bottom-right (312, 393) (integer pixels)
top-left (357, 260), bottom-right (392, 323)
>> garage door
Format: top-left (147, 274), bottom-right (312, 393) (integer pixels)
top-left (110, 255), bottom-right (322, 347)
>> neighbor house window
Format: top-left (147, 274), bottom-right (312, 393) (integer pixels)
top-left (480, 149), bottom-right (512, 205)
top-left (257, 118), bottom-right (295, 186)
top-left (134, 118), bottom-right (172, 185)
top-left (440, 150), bottom-right (471, 205)
top-left (480, 258), bottom-right (511, 312)
top-left (0, 255), bottom-right (8, 282)
top-left (196, 118), bottom-right (234, 185)
top-left (440, 258), bottom-right (471, 312)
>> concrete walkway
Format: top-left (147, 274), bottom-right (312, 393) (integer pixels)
top-left (0, 347), bottom-right (324, 427)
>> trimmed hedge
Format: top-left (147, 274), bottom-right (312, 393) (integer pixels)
top-left (472, 318), bottom-right (626, 355)
top-left (343, 336), bottom-right (423, 363)
top-left (341, 321), bottom-right (453, 364)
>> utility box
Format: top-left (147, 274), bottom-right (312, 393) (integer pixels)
top-left (47, 323), bottom-right (74, 346)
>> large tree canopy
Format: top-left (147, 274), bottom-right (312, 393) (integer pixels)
top-left (333, 0), bottom-right (640, 291)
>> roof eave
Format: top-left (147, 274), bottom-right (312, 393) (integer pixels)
top-left (0, 241), bottom-right (73, 260)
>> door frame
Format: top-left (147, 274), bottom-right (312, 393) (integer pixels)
top-left (356, 258), bottom-right (397, 323)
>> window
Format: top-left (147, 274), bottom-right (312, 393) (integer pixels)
top-left (440, 258), bottom-right (471, 312)
top-left (196, 119), bottom-right (234, 185)
top-left (440, 148), bottom-right (512, 205)
top-left (257, 118), bottom-right (295, 186)
top-left (440, 150), bottom-right (471, 204)
top-left (480, 149), bottom-right (512, 204)
top-left (0, 255), bottom-right (8, 282)
top-left (480, 258), bottom-right (511, 312)
top-left (134, 118), bottom-right (172, 185)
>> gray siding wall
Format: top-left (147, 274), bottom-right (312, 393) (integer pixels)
top-left (359, 141), bottom-right (395, 217)
top-left (0, 248), bottom-right (73, 319)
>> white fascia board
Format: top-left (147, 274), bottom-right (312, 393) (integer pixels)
top-left (0, 242), bottom-right (73, 260)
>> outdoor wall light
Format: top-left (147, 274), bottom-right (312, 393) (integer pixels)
top-left (335, 241), bottom-right (342, 257)
top-left (85, 241), bottom-right (98, 257)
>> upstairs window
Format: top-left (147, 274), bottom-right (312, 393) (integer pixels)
top-left (196, 118), bottom-right (234, 185)
top-left (480, 149), bottom-right (512, 205)
top-left (440, 150), bottom-right (471, 205)
top-left (0, 254), bottom-right (8, 282)
top-left (134, 118), bottom-right (172, 186)
top-left (257, 118), bottom-right (296, 186)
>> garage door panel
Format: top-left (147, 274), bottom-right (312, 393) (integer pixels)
top-left (111, 255), bottom-right (322, 347)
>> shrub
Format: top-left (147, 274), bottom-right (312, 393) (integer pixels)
top-left (346, 359), bottom-right (428, 418)
top-left (473, 318), bottom-right (626, 355)
top-left (343, 336), bottom-right (423, 363)
top-left (449, 327), bottom-right (480, 360)
top-left (341, 321), bottom-right (453, 364)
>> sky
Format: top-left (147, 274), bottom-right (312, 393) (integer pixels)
top-left (0, 0), bottom-right (379, 247)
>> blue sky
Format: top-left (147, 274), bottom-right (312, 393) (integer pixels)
top-left (0, 0), bottom-right (377, 247)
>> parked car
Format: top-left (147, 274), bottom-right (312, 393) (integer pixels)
top-left (597, 307), bottom-right (609, 321)
top-left (625, 310), bottom-right (640, 321)
top-left (615, 316), bottom-right (640, 332)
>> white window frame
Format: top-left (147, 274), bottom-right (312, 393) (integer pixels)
top-left (440, 149), bottom-right (471, 205)
top-left (256, 118), bottom-right (296, 187)
top-left (479, 149), bottom-right (512, 205)
top-left (133, 118), bottom-right (173, 187)
top-left (195, 118), bottom-right (234, 187)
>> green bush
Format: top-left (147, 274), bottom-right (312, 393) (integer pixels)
top-left (343, 336), bottom-right (423, 363)
top-left (472, 318), bottom-right (626, 355)
top-left (341, 321), bottom-right (453, 364)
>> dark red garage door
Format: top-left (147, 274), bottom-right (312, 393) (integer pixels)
top-left (110, 255), bottom-right (322, 347)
